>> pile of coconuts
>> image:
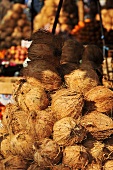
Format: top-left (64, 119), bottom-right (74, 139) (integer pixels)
top-left (0, 30), bottom-right (113, 170)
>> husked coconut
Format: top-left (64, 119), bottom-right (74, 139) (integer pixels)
top-left (1, 135), bottom-right (12, 158)
top-left (80, 111), bottom-right (113, 140)
top-left (51, 88), bottom-right (84, 120)
top-left (62, 145), bottom-right (89, 169)
top-left (33, 138), bottom-right (62, 167)
top-left (53, 117), bottom-right (86, 146)
top-left (1, 155), bottom-right (29, 170)
top-left (20, 60), bottom-right (62, 91)
top-left (103, 160), bottom-right (113, 170)
top-left (84, 86), bottom-right (113, 115)
top-left (64, 67), bottom-right (100, 95)
top-left (86, 160), bottom-right (102, 170)
top-left (10, 131), bottom-right (35, 160)
top-left (27, 162), bottom-right (49, 170)
top-left (51, 164), bottom-right (71, 169)
top-left (12, 78), bottom-right (49, 111)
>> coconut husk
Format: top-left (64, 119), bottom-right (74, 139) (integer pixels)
top-left (28, 43), bottom-right (60, 67)
top-left (20, 59), bottom-right (62, 91)
top-left (84, 86), bottom-right (113, 115)
top-left (1, 154), bottom-right (29, 170)
top-left (103, 160), bottom-right (113, 170)
top-left (62, 145), bottom-right (89, 169)
top-left (50, 164), bottom-right (71, 170)
top-left (30, 109), bottom-right (55, 140)
top-left (82, 45), bottom-right (103, 68)
top-left (82, 138), bottom-right (104, 161)
top-left (12, 78), bottom-right (49, 111)
top-left (58, 62), bottom-right (79, 78)
top-left (33, 138), bottom-right (62, 167)
top-left (80, 111), bottom-right (113, 140)
top-left (51, 88), bottom-right (84, 120)
top-left (10, 131), bottom-right (35, 160)
top-left (60, 39), bottom-right (84, 64)
top-left (53, 117), bottom-right (86, 146)
top-left (64, 67), bottom-right (100, 95)
top-left (1, 135), bottom-right (12, 158)
top-left (103, 135), bottom-right (113, 160)
top-left (27, 162), bottom-right (50, 170)
top-left (86, 160), bottom-right (102, 170)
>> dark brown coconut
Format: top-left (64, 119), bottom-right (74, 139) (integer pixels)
top-left (20, 59), bottom-right (62, 91)
top-left (53, 117), bottom-right (86, 146)
top-left (51, 88), bottom-right (84, 120)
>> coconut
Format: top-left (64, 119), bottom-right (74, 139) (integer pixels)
top-left (12, 78), bottom-right (49, 111)
top-left (103, 160), bottom-right (113, 170)
top-left (33, 138), bottom-right (62, 167)
top-left (86, 160), bottom-right (102, 170)
top-left (51, 88), bottom-right (84, 120)
top-left (62, 145), bottom-right (89, 169)
top-left (103, 136), bottom-right (113, 160)
top-left (10, 131), bottom-right (35, 160)
top-left (84, 86), bottom-right (113, 115)
top-left (60, 39), bottom-right (84, 64)
top-left (80, 111), bottom-right (113, 140)
top-left (64, 67), bottom-right (100, 95)
top-left (32, 109), bottom-right (55, 140)
top-left (2, 103), bottom-right (30, 135)
top-left (51, 164), bottom-right (71, 170)
top-left (20, 60), bottom-right (62, 91)
top-left (53, 117), bottom-right (86, 146)
top-left (27, 162), bottom-right (49, 170)
top-left (1, 155), bottom-right (29, 170)
top-left (1, 135), bottom-right (12, 158)
top-left (12, 3), bottom-right (23, 13)
top-left (82, 138), bottom-right (104, 161)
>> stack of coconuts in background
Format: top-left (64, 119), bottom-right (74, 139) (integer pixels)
top-left (0, 30), bottom-right (113, 170)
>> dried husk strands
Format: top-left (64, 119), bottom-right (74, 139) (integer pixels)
top-left (12, 78), bottom-right (49, 111)
top-left (84, 86), bottom-right (113, 115)
top-left (1, 154), bottom-right (29, 170)
top-left (20, 59), bottom-right (62, 91)
top-left (86, 160), bottom-right (102, 170)
top-left (50, 164), bottom-right (71, 170)
top-left (53, 117), bottom-right (86, 146)
top-left (64, 67), bottom-right (100, 95)
top-left (27, 162), bottom-right (50, 170)
top-left (80, 111), bottom-right (113, 140)
top-left (82, 138), bottom-right (105, 161)
top-left (33, 138), bottom-right (62, 167)
top-left (103, 160), bottom-right (113, 170)
top-left (1, 135), bottom-right (12, 158)
top-left (60, 39), bottom-right (84, 64)
top-left (10, 131), bottom-right (35, 160)
top-left (62, 145), bottom-right (90, 169)
top-left (51, 88), bottom-right (84, 120)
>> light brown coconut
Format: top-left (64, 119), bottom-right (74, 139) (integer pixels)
top-left (51, 88), bottom-right (84, 120)
top-left (12, 78), bottom-right (49, 111)
top-left (33, 138), bottom-right (62, 167)
top-left (2, 103), bottom-right (30, 135)
top-left (82, 138), bottom-right (104, 161)
top-left (84, 86), bottom-right (113, 115)
top-left (80, 111), bottom-right (113, 140)
top-left (60, 39), bottom-right (84, 64)
top-left (64, 67), bottom-right (100, 95)
top-left (62, 145), bottom-right (89, 169)
top-left (10, 131), bottom-right (35, 160)
top-left (20, 60), bottom-right (62, 91)
top-left (51, 164), bottom-right (71, 170)
top-left (1, 135), bottom-right (12, 158)
top-left (12, 3), bottom-right (23, 13)
top-left (53, 117), bottom-right (86, 146)
top-left (86, 160), bottom-right (102, 170)
top-left (103, 160), bottom-right (113, 170)
top-left (30, 109), bottom-right (55, 140)
top-left (103, 136), bottom-right (113, 160)
top-left (1, 155), bottom-right (29, 170)
top-left (27, 162), bottom-right (49, 170)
